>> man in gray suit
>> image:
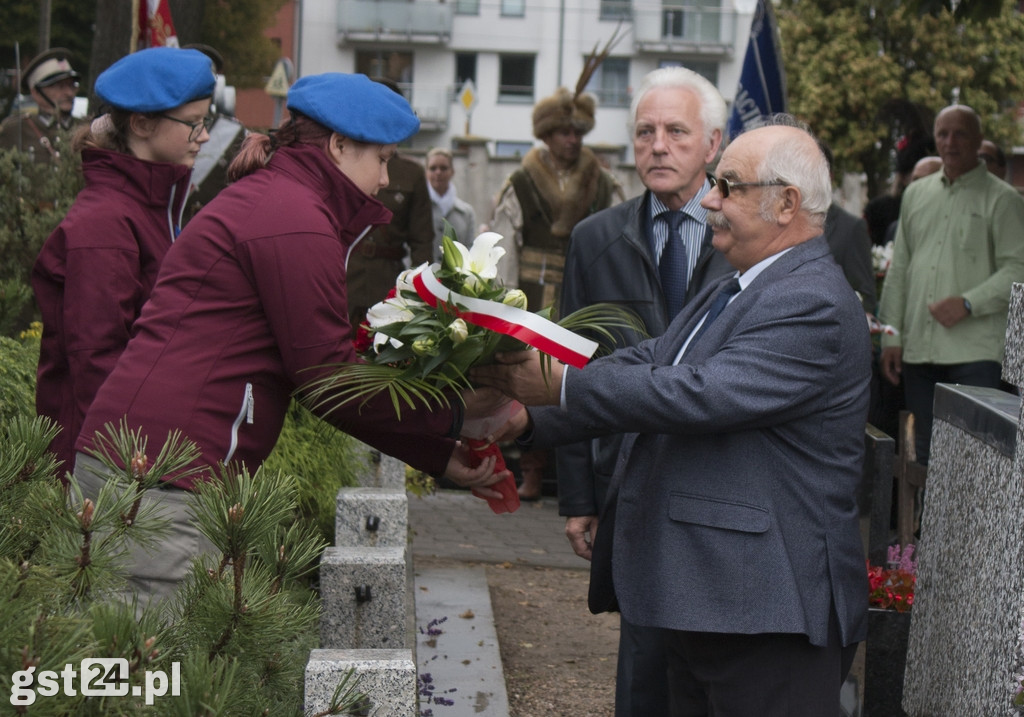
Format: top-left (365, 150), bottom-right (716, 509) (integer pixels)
top-left (474, 119), bottom-right (872, 715)
top-left (556, 66), bottom-right (732, 716)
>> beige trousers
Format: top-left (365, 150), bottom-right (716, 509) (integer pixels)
top-left (73, 452), bottom-right (217, 608)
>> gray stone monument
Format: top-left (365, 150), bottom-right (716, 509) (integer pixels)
top-left (901, 283), bottom-right (1024, 715)
top-left (305, 649), bottom-right (416, 717)
top-left (334, 487), bottom-right (408, 548)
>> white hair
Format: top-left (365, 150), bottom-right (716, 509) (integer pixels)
top-left (749, 114), bottom-right (831, 227)
top-left (628, 66), bottom-right (727, 144)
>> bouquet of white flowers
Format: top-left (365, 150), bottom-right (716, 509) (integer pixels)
top-left (305, 227), bottom-right (644, 512)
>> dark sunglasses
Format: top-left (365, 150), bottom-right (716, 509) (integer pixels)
top-left (710, 175), bottom-right (787, 198)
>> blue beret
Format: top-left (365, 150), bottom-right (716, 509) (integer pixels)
top-left (96, 48), bottom-right (216, 113)
top-left (287, 73), bottom-right (420, 144)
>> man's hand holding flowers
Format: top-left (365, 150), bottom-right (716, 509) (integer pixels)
top-left (315, 227), bottom-right (645, 513)
top-left (471, 350), bottom-right (564, 409)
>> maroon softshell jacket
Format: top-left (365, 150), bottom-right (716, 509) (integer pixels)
top-left (77, 144), bottom-right (457, 487)
top-left (33, 148), bottom-right (192, 471)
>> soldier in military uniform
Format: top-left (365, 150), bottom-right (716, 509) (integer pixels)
top-left (346, 79), bottom-right (434, 329)
top-left (0, 48), bottom-right (83, 162)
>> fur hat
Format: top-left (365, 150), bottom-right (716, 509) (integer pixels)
top-left (95, 48), bottom-right (216, 113)
top-left (21, 48), bottom-right (79, 94)
top-left (532, 87), bottom-right (596, 140)
top-left (287, 73), bottom-right (420, 144)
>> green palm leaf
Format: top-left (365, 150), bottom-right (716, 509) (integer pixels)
top-left (558, 303), bottom-right (649, 356)
top-left (300, 302), bottom-right (646, 420)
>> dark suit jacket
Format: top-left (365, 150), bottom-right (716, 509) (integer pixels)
top-left (824, 202), bottom-right (876, 314)
top-left (530, 236), bottom-right (872, 647)
top-left (556, 191), bottom-right (732, 517)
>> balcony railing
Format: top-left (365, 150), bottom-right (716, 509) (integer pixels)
top-left (633, 5), bottom-right (736, 55)
top-left (337, 0), bottom-right (454, 43)
top-left (404, 83), bottom-right (451, 131)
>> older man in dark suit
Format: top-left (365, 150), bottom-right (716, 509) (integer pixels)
top-left (556, 66), bottom-right (732, 717)
top-left (474, 118), bottom-right (872, 715)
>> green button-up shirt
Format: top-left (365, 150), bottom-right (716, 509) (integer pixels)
top-left (879, 161), bottom-right (1024, 364)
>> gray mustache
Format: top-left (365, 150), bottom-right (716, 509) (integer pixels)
top-left (707, 211), bottom-right (730, 230)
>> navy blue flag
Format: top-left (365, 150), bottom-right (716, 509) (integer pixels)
top-left (726, 0), bottom-right (787, 140)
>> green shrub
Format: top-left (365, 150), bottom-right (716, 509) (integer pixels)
top-left (263, 401), bottom-right (360, 544)
top-left (0, 146), bottom-right (82, 283)
top-left (0, 323), bottom-right (40, 426)
top-left (0, 418), bottom-right (366, 716)
top-left (0, 145), bottom-right (83, 336)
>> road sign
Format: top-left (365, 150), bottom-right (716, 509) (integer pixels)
top-left (265, 58), bottom-right (293, 98)
top-left (458, 79), bottom-right (477, 113)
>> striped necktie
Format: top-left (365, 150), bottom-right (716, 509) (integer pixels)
top-left (659, 210), bottom-right (688, 317)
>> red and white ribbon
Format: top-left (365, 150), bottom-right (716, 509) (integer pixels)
top-left (412, 265), bottom-right (598, 369)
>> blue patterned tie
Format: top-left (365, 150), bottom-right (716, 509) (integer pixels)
top-left (690, 277), bottom-right (742, 345)
top-left (659, 210), bottom-right (688, 317)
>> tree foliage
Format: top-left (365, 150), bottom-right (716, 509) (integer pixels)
top-left (908, 0), bottom-right (1005, 22)
top-left (1, 0), bottom-right (287, 115)
top-left (201, 0), bottom-right (290, 89)
top-left (776, 0), bottom-right (1024, 196)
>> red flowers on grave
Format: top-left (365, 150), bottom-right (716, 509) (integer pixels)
top-left (868, 543), bottom-right (917, 613)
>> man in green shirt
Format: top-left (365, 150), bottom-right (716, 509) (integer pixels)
top-left (878, 104), bottom-right (1024, 464)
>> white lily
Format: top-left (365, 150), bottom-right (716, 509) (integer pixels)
top-left (366, 295), bottom-right (415, 352)
top-left (450, 232), bottom-right (506, 289)
top-left (397, 264), bottom-right (428, 294)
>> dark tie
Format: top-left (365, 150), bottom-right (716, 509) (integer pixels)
top-left (689, 277), bottom-right (742, 346)
top-left (659, 210), bottom-right (688, 317)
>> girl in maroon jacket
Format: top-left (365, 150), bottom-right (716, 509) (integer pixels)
top-left (75, 73), bottom-right (507, 603)
top-left (32, 47), bottom-right (217, 473)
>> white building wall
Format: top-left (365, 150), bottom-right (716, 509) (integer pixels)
top-left (299, 0), bottom-right (756, 216)
top-left (302, 0), bottom-right (753, 148)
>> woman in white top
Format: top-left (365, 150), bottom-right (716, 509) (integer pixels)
top-left (425, 147), bottom-right (477, 259)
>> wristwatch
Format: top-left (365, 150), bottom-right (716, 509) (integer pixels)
top-left (963, 298), bottom-right (972, 314)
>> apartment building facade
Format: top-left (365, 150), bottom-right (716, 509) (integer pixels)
top-left (293, 0), bottom-right (756, 161)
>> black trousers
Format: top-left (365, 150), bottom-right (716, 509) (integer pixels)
top-left (616, 618), bottom-right (670, 716)
top-left (902, 360), bottom-right (1002, 464)
top-left (664, 626), bottom-right (858, 717)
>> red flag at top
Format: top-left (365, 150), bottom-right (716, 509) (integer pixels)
top-left (137, 0), bottom-right (179, 49)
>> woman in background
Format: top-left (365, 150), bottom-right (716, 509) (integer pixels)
top-left (33, 46), bottom-right (216, 473)
top-left (426, 147), bottom-right (477, 257)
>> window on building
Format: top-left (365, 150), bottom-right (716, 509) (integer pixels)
top-left (600, 0), bottom-right (631, 20)
top-left (585, 57), bottom-right (629, 108)
top-left (498, 54), bottom-right (534, 103)
top-left (662, 0), bottom-right (722, 42)
top-left (495, 140), bottom-right (534, 158)
top-left (501, 0), bottom-right (525, 17)
top-left (455, 53), bottom-right (477, 86)
top-left (355, 49), bottom-right (414, 90)
top-left (662, 5), bottom-right (685, 38)
top-left (452, 53), bottom-right (478, 103)
top-left (658, 59), bottom-right (718, 87)
top-left (456, 0), bottom-right (479, 15)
